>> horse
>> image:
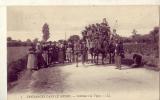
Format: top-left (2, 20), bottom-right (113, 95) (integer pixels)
top-left (94, 41), bottom-right (108, 64)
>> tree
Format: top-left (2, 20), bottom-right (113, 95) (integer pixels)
top-left (42, 23), bottom-right (50, 42)
top-left (149, 26), bottom-right (159, 43)
top-left (33, 38), bottom-right (39, 44)
top-left (132, 29), bottom-right (137, 35)
top-left (68, 35), bottom-right (80, 42)
top-left (58, 39), bottom-right (64, 44)
top-left (26, 39), bottom-right (32, 43)
top-left (7, 37), bottom-right (12, 41)
top-left (131, 29), bottom-right (138, 43)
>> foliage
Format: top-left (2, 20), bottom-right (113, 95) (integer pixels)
top-left (68, 35), bottom-right (80, 42)
top-left (7, 40), bottom-right (33, 47)
top-left (42, 23), bottom-right (50, 42)
top-left (8, 55), bottom-right (28, 83)
top-left (33, 38), bottom-right (39, 44)
top-left (81, 18), bottom-right (111, 43)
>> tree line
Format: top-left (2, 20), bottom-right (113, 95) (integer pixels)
top-left (7, 21), bottom-right (159, 47)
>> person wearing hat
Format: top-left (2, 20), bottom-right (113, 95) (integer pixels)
top-left (42, 43), bottom-right (48, 67)
top-left (108, 40), bottom-right (115, 64)
top-left (27, 44), bottom-right (38, 71)
top-left (81, 41), bottom-right (88, 65)
top-left (35, 42), bottom-right (45, 69)
top-left (74, 40), bottom-right (81, 67)
top-left (114, 39), bottom-right (124, 70)
top-left (66, 45), bottom-right (73, 63)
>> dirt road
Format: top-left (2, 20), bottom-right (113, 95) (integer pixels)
top-left (8, 63), bottom-right (159, 100)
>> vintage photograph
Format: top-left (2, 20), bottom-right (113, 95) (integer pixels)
top-left (7, 6), bottom-right (159, 100)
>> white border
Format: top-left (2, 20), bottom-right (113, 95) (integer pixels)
top-left (0, 1), bottom-right (159, 100)
top-left (0, 6), bottom-right (7, 100)
top-left (0, 0), bottom-right (160, 5)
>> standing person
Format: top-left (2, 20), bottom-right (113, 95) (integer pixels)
top-left (108, 40), bottom-right (115, 64)
top-left (55, 42), bottom-right (59, 63)
top-left (42, 43), bottom-right (48, 67)
top-left (66, 45), bottom-right (73, 63)
top-left (81, 42), bottom-right (88, 65)
top-left (51, 42), bottom-right (56, 64)
top-left (71, 42), bottom-right (75, 62)
top-left (27, 45), bottom-right (38, 71)
top-left (35, 42), bottom-right (45, 69)
top-left (58, 43), bottom-right (65, 64)
top-left (48, 41), bottom-right (53, 65)
top-left (115, 39), bottom-right (124, 70)
top-left (74, 41), bottom-right (81, 67)
top-left (89, 40), bottom-right (95, 63)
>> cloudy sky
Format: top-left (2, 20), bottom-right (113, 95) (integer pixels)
top-left (7, 6), bottom-right (159, 41)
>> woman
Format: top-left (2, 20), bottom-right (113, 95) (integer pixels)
top-left (35, 42), bottom-right (45, 69)
top-left (27, 45), bottom-right (38, 70)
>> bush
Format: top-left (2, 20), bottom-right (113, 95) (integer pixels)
top-left (7, 55), bottom-right (28, 83)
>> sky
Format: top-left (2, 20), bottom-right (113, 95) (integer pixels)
top-left (7, 6), bottom-right (159, 41)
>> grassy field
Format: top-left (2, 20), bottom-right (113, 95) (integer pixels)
top-left (7, 46), bottom-right (30, 65)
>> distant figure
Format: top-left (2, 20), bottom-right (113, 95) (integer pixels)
top-left (58, 43), bottom-right (65, 64)
top-left (81, 42), bottom-right (88, 65)
top-left (27, 45), bottom-right (38, 70)
top-left (132, 54), bottom-right (142, 67)
top-left (35, 42), bottom-right (45, 69)
top-left (52, 42), bottom-right (59, 63)
top-left (42, 43), bottom-right (48, 67)
top-left (108, 41), bottom-right (115, 64)
top-left (48, 42), bottom-right (53, 65)
top-left (66, 46), bottom-right (73, 63)
top-left (89, 40), bottom-right (95, 63)
top-left (115, 40), bottom-right (124, 70)
top-left (74, 41), bottom-right (81, 67)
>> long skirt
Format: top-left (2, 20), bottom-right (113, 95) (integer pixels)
top-left (37, 52), bottom-right (46, 68)
top-left (27, 54), bottom-right (37, 70)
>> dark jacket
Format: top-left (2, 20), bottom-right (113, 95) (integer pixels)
top-left (115, 43), bottom-right (124, 56)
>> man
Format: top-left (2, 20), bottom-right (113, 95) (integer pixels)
top-left (108, 40), bottom-right (115, 64)
top-left (66, 45), bottom-right (73, 63)
top-left (74, 41), bottom-right (81, 67)
top-left (89, 40), bottom-right (95, 63)
top-left (115, 39), bottom-right (124, 70)
top-left (81, 42), bottom-right (88, 65)
top-left (48, 41), bottom-right (53, 65)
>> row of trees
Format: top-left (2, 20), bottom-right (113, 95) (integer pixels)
top-left (7, 21), bottom-right (159, 47)
top-left (7, 37), bottom-right (39, 47)
top-left (123, 27), bottom-right (159, 43)
top-left (7, 23), bottom-right (50, 47)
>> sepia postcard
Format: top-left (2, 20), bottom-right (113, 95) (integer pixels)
top-left (4, 5), bottom-right (160, 100)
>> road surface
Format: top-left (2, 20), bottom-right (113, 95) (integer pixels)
top-left (8, 63), bottom-right (159, 100)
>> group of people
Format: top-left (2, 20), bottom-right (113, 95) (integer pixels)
top-left (27, 38), bottom-right (124, 71)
